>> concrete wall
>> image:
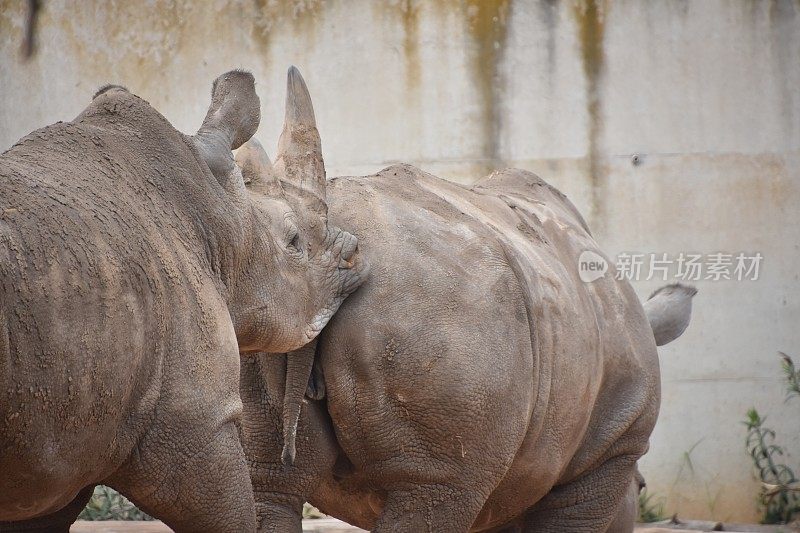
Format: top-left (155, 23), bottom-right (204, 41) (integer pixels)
top-left (2, 0), bottom-right (799, 522)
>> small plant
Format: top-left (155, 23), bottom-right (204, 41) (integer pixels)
top-left (78, 485), bottom-right (153, 521)
top-left (743, 352), bottom-right (800, 524)
top-left (780, 351), bottom-right (800, 401)
top-left (638, 488), bottom-right (666, 523)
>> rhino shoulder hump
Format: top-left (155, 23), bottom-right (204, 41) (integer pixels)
top-left (374, 163), bottom-right (426, 180)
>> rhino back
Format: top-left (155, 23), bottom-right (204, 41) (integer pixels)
top-left (0, 94), bottom-right (240, 513)
top-left (317, 165), bottom-right (659, 529)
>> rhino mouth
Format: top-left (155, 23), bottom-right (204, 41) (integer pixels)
top-left (302, 256), bottom-right (368, 344)
top-left (302, 293), bottom-right (349, 342)
top-left (339, 260), bottom-right (368, 297)
top-left (303, 310), bottom-right (331, 343)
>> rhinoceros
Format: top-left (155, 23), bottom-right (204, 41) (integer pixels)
top-left (0, 68), bottom-right (366, 532)
top-left (235, 81), bottom-right (696, 531)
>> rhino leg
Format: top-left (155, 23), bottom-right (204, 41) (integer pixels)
top-left (520, 454), bottom-right (639, 533)
top-left (109, 421), bottom-right (255, 533)
top-left (371, 484), bottom-right (487, 533)
top-left (0, 486), bottom-right (94, 532)
top-left (604, 467), bottom-right (645, 533)
top-left (103, 323), bottom-right (256, 533)
top-left (239, 353), bottom-right (339, 533)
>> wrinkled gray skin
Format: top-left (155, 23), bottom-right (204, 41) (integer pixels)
top-left (239, 89), bottom-right (696, 531)
top-left (604, 467), bottom-right (647, 533)
top-left (601, 285), bottom-right (697, 532)
top-left (0, 68), bottom-right (365, 532)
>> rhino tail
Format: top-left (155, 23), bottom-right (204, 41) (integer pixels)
top-left (305, 357), bottom-right (326, 401)
top-left (642, 283), bottom-right (698, 346)
top-left (281, 339), bottom-right (318, 466)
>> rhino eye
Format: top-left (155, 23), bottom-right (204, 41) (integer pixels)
top-left (286, 227), bottom-right (301, 252)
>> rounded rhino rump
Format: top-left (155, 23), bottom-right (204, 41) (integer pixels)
top-left (0, 126), bottom-right (199, 376)
top-left (471, 168), bottom-right (659, 524)
top-left (321, 171), bottom-right (538, 493)
top-left (0, 170), bottom-right (164, 517)
top-left (0, 98), bottom-right (241, 518)
top-left (315, 165), bottom-right (659, 530)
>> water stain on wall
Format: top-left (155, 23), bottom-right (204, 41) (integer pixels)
top-left (394, 0), bottom-right (422, 94)
top-left (0, 0), bottom-right (24, 56)
top-left (537, 0), bottom-right (559, 83)
top-left (59, 1), bottom-right (185, 99)
top-left (767, 0), bottom-right (799, 144)
top-left (250, 0), bottom-right (323, 55)
top-left (465, 0), bottom-right (511, 175)
top-left (573, 0), bottom-right (606, 231)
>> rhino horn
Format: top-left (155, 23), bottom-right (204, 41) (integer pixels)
top-left (272, 66), bottom-right (327, 216)
top-left (234, 139), bottom-right (282, 195)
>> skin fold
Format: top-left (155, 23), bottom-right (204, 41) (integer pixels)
top-left (0, 68), bottom-right (366, 532)
top-left (238, 116), bottom-right (696, 531)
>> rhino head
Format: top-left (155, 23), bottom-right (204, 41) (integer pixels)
top-left (232, 69), bottom-right (368, 466)
top-left (193, 68), bottom-right (367, 354)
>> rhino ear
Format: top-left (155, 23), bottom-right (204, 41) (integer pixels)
top-left (194, 70), bottom-right (261, 185)
top-left (235, 139), bottom-right (283, 196)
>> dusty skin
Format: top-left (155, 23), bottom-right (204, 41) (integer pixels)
top-left (238, 90), bottom-right (695, 530)
top-left (0, 68), bottom-right (366, 532)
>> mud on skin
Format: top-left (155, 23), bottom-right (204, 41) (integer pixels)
top-left (0, 67), bottom-right (366, 532)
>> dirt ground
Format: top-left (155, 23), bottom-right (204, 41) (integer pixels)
top-left (69, 519), bottom-right (798, 533)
